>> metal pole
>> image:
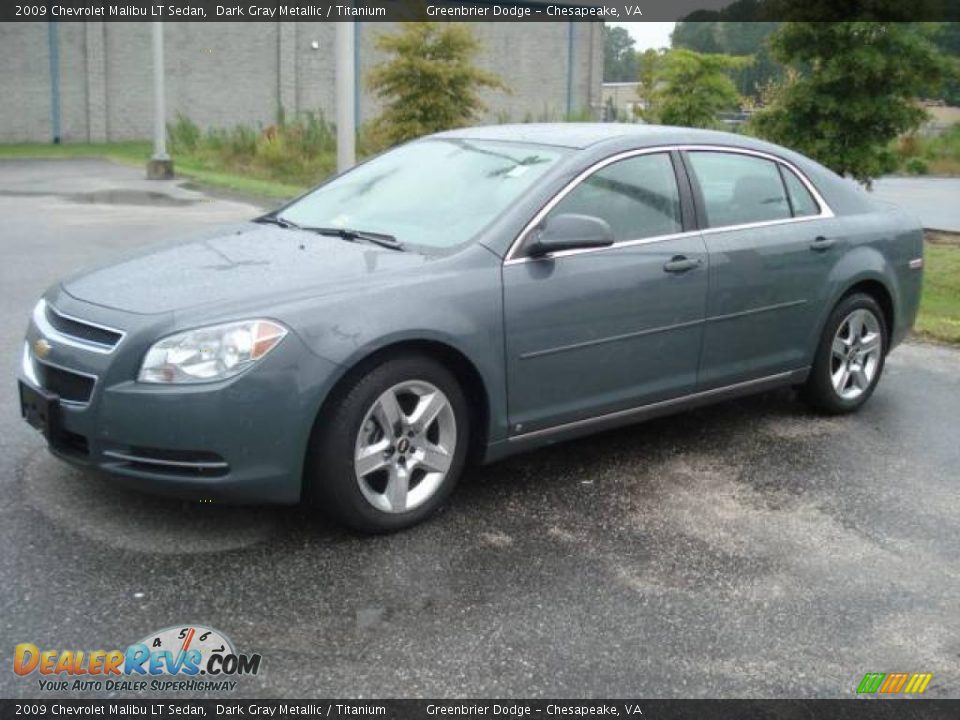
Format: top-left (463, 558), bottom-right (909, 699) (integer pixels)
top-left (566, 22), bottom-right (575, 119)
top-left (152, 22), bottom-right (168, 160)
top-left (353, 21), bottom-right (361, 127)
top-left (148, 21), bottom-right (173, 178)
top-left (336, 21), bottom-right (357, 173)
top-left (47, 21), bottom-right (61, 144)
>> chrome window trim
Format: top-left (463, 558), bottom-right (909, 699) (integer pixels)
top-left (22, 341), bottom-right (99, 407)
top-left (503, 144), bottom-right (835, 266)
top-left (777, 162), bottom-right (823, 218)
top-left (34, 299), bottom-right (126, 355)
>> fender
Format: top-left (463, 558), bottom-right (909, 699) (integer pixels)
top-left (812, 242), bottom-right (900, 356)
top-left (291, 248), bottom-right (509, 460)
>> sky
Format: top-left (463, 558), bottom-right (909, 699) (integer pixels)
top-left (607, 23), bottom-right (677, 50)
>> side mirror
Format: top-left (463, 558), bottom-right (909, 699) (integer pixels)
top-left (527, 213), bottom-right (615, 257)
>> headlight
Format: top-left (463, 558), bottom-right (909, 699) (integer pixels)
top-left (138, 320), bottom-right (288, 384)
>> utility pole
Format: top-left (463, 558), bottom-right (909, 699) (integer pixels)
top-left (147, 21), bottom-right (173, 179)
top-left (336, 21), bottom-right (357, 173)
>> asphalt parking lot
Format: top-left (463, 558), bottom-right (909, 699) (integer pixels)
top-left (1, 159), bottom-right (958, 699)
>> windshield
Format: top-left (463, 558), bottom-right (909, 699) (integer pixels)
top-left (279, 138), bottom-right (568, 250)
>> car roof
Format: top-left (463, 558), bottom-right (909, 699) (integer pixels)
top-left (432, 123), bottom-right (756, 150)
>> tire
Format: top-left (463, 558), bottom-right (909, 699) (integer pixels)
top-left (306, 354), bottom-right (470, 533)
top-left (803, 293), bottom-right (888, 414)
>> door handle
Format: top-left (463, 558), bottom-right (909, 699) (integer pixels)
top-left (663, 256), bottom-right (702, 274)
top-left (810, 236), bottom-right (835, 252)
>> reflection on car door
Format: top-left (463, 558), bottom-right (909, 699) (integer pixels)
top-left (502, 151), bottom-right (709, 435)
top-left (684, 150), bottom-right (837, 389)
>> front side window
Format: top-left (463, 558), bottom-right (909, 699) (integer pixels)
top-left (544, 152), bottom-right (683, 243)
top-left (280, 139), bottom-right (568, 250)
top-left (688, 151), bottom-right (791, 228)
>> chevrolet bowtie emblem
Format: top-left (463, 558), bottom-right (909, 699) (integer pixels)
top-left (33, 338), bottom-right (52, 359)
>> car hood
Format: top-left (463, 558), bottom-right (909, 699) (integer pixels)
top-left (61, 223), bottom-right (431, 314)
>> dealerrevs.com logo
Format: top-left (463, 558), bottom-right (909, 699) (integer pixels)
top-left (14, 625), bottom-right (262, 692)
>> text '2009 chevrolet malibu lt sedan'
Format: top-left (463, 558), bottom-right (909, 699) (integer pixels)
top-left (18, 124), bottom-right (924, 532)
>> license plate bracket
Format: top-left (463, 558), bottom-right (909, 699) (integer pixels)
top-left (19, 380), bottom-right (60, 441)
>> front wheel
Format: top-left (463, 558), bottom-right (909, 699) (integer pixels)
top-left (803, 293), bottom-right (888, 414)
top-left (306, 354), bottom-right (470, 533)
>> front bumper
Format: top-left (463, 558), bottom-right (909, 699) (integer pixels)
top-left (19, 290), bottom-right (340, 504)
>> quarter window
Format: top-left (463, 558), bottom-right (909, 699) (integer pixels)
top-left (688, 151), bottom-right (791, 228)
top-left (781, 166), bottom-right (821, 218)
top-left (545, 153), bottom-right (683, 244)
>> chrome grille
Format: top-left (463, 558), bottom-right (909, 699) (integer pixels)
top-left (34, 299), bottom-right (125, 353)
top-left (45, 304), bottom-right (123, 348)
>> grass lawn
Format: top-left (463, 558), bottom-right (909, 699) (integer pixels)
top-left (0, 142), bottom-right (308, 200)
top-left (917, 240), bottom-right (960, 345)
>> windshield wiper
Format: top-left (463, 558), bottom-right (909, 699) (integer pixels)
top-left (256, 216), bottom-right (404, 251)
top-left (255, 214), bottom-right (301, 230)
top-left (304, 227), bottom-right (405, 251)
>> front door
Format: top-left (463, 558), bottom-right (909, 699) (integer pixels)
top-left (502, 151), bottom-right (708, 435)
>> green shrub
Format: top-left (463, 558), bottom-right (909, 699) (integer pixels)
top-left (224, 126), bottom-right (257, 158)
top-left (905, 157), bottom-right (930, 175)
top-left (297, 112), bottom-right (336, 156)
top-left (167, 114), bottom-right (201, 153)
top-left (895, 123), bottom-right (960, 176)
top-left (164, 113), bottom-right (337, 188)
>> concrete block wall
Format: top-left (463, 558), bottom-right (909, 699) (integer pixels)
top-left (0, 21), bottom-right (603, 143)
top-left (0, 24), bottom-right (55, 142)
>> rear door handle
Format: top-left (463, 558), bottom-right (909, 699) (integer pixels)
top-left (663, 256), bottom-right (702, 274)
top-left (810, 236), bottom-right (835, 252)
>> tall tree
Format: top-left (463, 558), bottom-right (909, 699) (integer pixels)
top-left (603, 26), bottom-right (638, 82)
top-left (366, 23), bottom-right (507, 148)
top-left (635, 49), bottom-right (661, 117)
top-left (933, 22), bottom-right (960, 105)
top-left (751, 23), bottom-right (952, 185)
top-left (672, 21), bottom-right (782, 98)
top-left (644, 49), bottom-right (750, 128)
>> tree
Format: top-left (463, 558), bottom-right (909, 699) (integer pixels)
top-left (672, 21), bottom-right (783, 99)
top-left (634, 49), bottom-right (661, 117)
top-left (366, 23), bottom-right (507, 148)
top-left (932, 22), bottom-right (960, 105)
top-left (604, 26), bottom-right (638, 82)
top-left (750, 23), bottom-right (952, 185)
top-left (644, 49), bottom-right (750, 128)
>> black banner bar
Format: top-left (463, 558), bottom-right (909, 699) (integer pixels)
top-left (5, 0), bottom-right (960, 23)
top-left (2, 700), bottom-right (960, 720)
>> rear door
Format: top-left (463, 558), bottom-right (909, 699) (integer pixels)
top-left (502, 151), bottom-right (708, 435)
top-left (683, 149), bottom-right (837, 389)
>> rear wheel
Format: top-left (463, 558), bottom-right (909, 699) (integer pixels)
top-left (306, 354), bottom-right (470, 533)
top-left (803, 293), bottom-right (888, 414)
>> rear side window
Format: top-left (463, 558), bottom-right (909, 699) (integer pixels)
top-left (687, 151), bottom-right (791, 228)
top-left (547, 152), bottom-right (683, 242)
top-left (781, 166), bottom-right (821, 217)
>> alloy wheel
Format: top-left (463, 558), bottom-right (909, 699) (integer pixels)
top-left (353, 380), bottom-right (457, 513)
top-left (830, 308), bottom-right (883, 400)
